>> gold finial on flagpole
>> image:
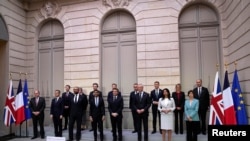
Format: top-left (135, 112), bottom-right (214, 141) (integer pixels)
top-left (225, 62), bottom-right (228, 70)
top-left (216, 64), bottom-right (219, 71)
top-left (234, 61), bottom-right (237, 70)
top-left (25, 73), bottom-right (27, 79)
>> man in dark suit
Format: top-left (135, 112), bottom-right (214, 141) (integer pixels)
top-left (193, 79), bottom-right (210, 135)
top-left (89, 90), bottom-right (105, 141)
top-left (133, 84), bottom-right (151, 141)
top-left (107, 83), bottom-right (121, 102)
top-left (150, 81), bottom-right (163, 134)
top-left (29, 90), bottom-right (46, 139)
top-left (107, 83), bottom-right (121, 133)
top-left (172, 83), bottom-right (185, 134)
top-left (108, 88), bottom-right (124, 141)
top-left (50, 90), bottom-right (64, 137)
top-left (129, 83), bottom-right (138, 133)
top-left (62, 85), bottom-right (74, 130)
top-left (88, 83), bottom-right (102, 131)
top-left (68, 86), bottom-right (88, 141)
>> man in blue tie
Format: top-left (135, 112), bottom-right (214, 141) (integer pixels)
top-left (150, 81), bottom-right (163, 134)
top-left (89, 90), bottom-right (105, 141)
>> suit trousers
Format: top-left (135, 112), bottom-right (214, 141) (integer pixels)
top-left (174, 110), bottom-right (184, 134)
top-left (152, 105), bottom-right (161, 131)
top-left (137, 114), bottom-right (148, 141)
top-left (68, 114), bottom-right (82, 140)
top-left (63, 108), bottom-right (70, 129)
top-left (111, 115), bottom-right (122, 140)
top-left (131, 110), bottom-right (138, 131)
top-left (32, 114), bottom-right (45, 137)
top-left (198, 109), bottom-right (207, 133)
top-left (53, 116), bottom-right (62, 137)
top-left (186, 121), bottom-right (199, 141)
top-left (93, 117), bottom-right (104, 141)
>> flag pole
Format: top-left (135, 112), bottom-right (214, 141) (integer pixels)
top-left (19, 72), bottom-right (22, 137)
top-left (9, 73), bottom-right (13, 137)
top-left (25, 73), bottom-right (28, 137)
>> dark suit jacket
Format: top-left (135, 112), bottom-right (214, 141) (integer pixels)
top-left (89, 90), bottom-right (103, 102)
top-left (129, 91), bottom-right (137, 109)
top-left (89, 96), bottom-right (105, 119)
top-left (132, 92), bottom-right (151, 116)
top-left (107, 90), bottom-right (121, 102)
top-left (62, 91), bottom-right (74, 107)
top-left (80, 93), bottom-right (88, 111)
top-left (193, 87), bottom-right (210, 111)
top-left (150, 89), bottom-right (163, 107)
top-left (69, 94), bottom-right (88, 117)
top-left (172, 91), bottom-right (185, 111)
top-left (29, 97), bottom-right (46, 115)
top-left (50, 97), bottom-right (64, 117)
top-left (108, 95), bottom-right (124, 117)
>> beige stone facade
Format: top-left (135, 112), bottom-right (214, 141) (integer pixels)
top-left (0, 0), bottom-right (249, 136)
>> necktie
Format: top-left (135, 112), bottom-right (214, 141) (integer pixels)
top-left (95, 97), bottom-right (98, 106)
top-left (198, 87), bottom-right (201, 97)
top-left (74, 95), bottom-right (77, 103)
top-left (156, 90), bottom-right (158, 98)
top-left (140, 93), bottom-right (143, 101)
top-left (36, 97), bottom-right (39, 106)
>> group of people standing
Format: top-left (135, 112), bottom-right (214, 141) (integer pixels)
top-left (129, 80), bottom-right (209, 141)
top-left (28, 79), bottom-right (209, 141)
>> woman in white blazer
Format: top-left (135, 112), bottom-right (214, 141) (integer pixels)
top-left (158, 88), bottom-right (176, 141)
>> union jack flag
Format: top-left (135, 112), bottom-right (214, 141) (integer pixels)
top-left (3, 79), bottom-right (16, 126)
top-left (209, 71), bottom-right (224, 125)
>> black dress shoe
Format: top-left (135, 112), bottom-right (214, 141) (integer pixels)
top-left (89, 129), bottom-right (93, 132)
top-left (63, 128), bottom-right (67, 130)
top-left (31, 136), bottom-right (37, 139)
top-left (151, 131), bottom-right (156, 134)
top-left (41, 136), bottom-right (45, 139)
top-left (202, 132), bottom-right (206, 135)
top-left (132, 130), bottom-right (137, 133)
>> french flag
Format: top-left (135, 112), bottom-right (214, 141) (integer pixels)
top-left (15, 79), bottom-right (25, 124)
top-left (222, 70), bottom-right (236, 125)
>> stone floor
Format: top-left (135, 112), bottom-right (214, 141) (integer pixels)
top-left (5, 126), bottom-right (208, 141)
